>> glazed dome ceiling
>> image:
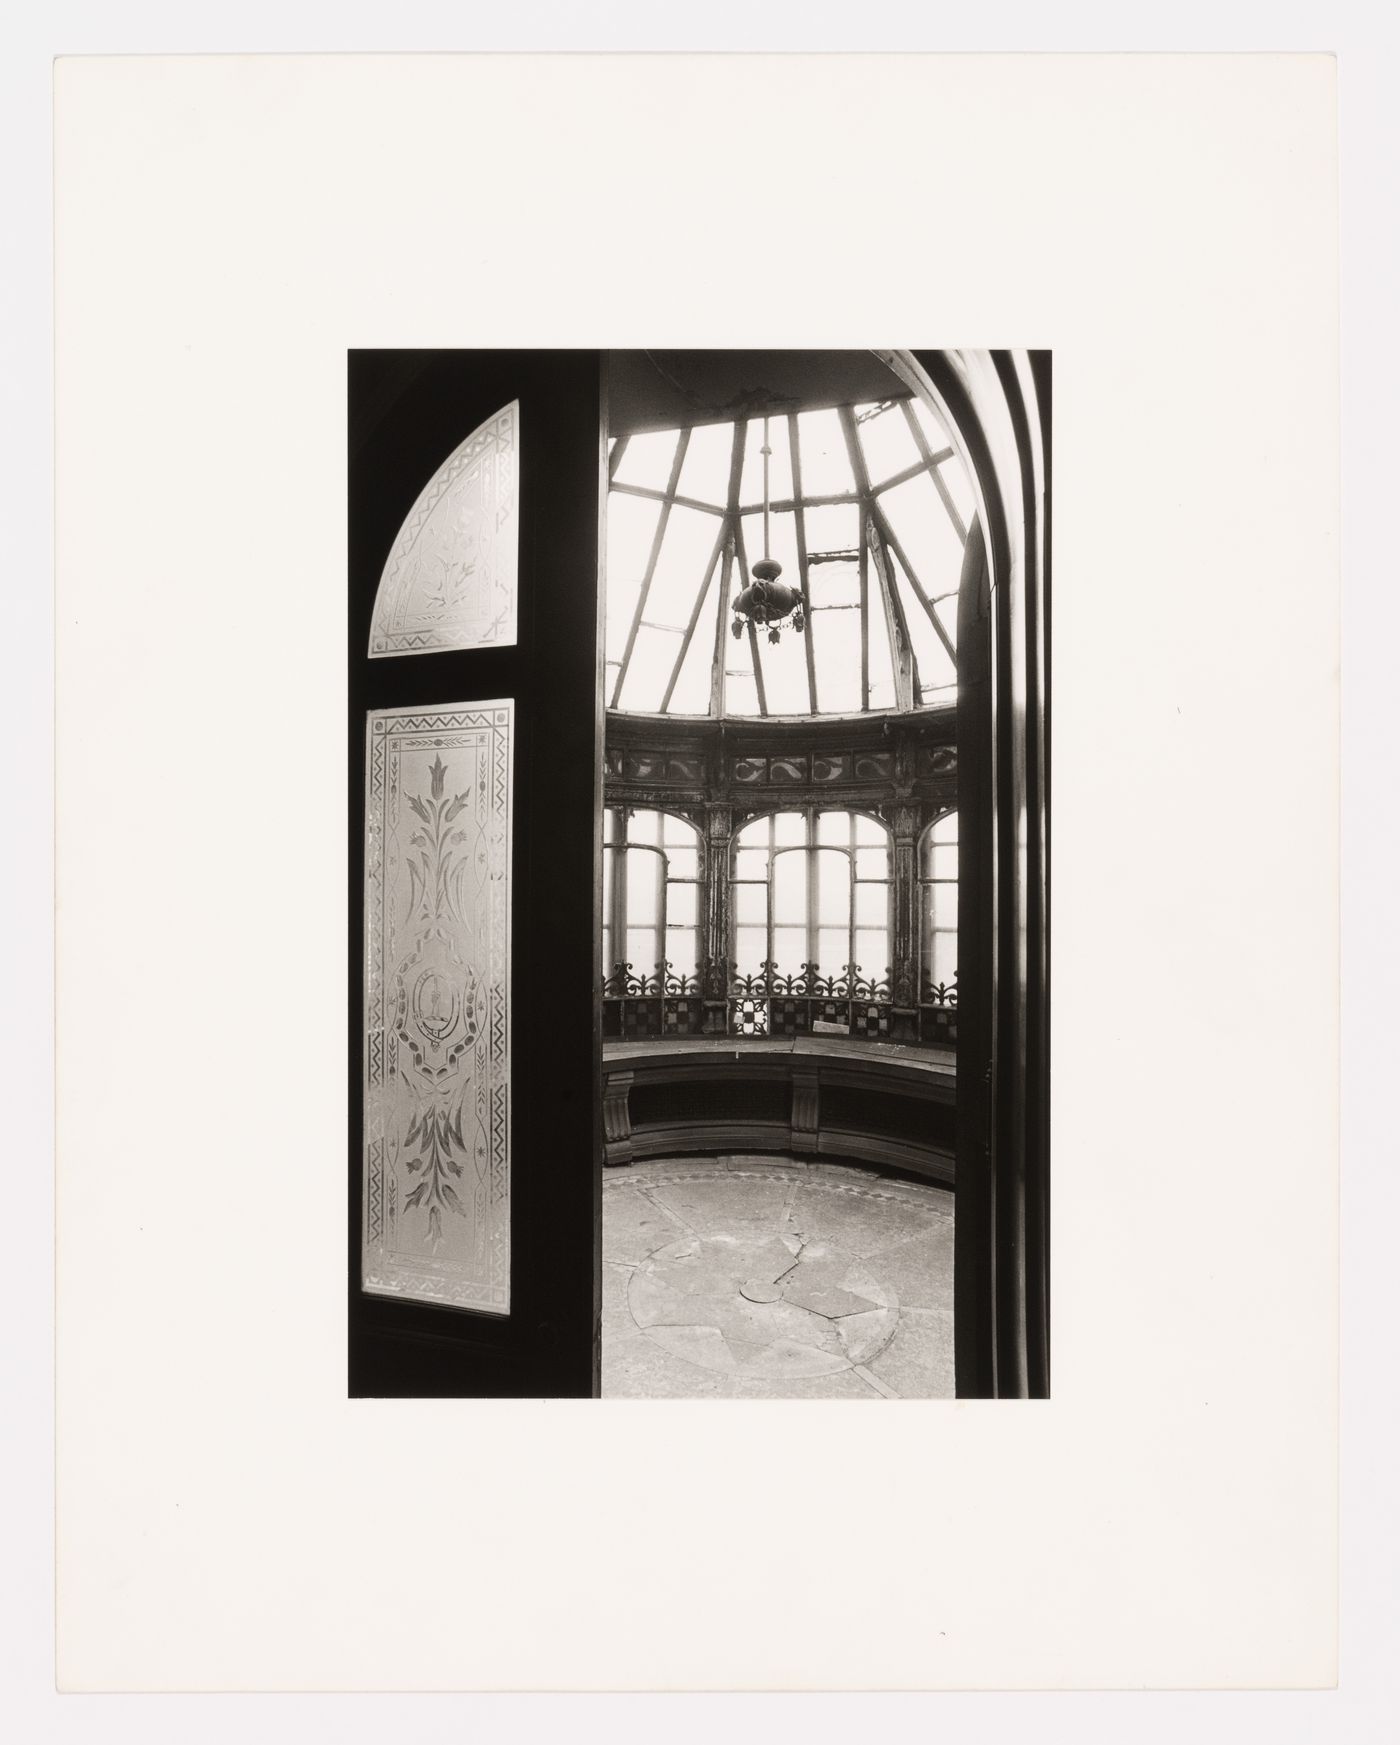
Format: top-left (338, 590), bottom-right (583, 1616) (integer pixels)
top-left (604, 362), bottom-right (975, 721)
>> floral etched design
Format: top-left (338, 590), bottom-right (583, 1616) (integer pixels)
top-left (364, 705), bottom-right (511, 1312)
top-left (392, 754), bottom-right (480, 1247)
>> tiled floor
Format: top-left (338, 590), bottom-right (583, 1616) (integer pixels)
top-left (602, 1156), bottom-right (955, 1399)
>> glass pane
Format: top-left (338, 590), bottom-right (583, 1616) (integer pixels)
top-left (754, 630), bottom-right (810, 718)
top-left (665, 845), bottom-right (699, 881)
top-left (866, 589), bottom-right (897, 712)
top-left (662, 810), bottom-right (697, 846)
top-left (933, 597), bottom-right (959, 664)
top-left (802, 501), bottom-right (860, 555)
top-left (932, 930), bottom-right (957, 988)
top-left (602, 923), bottom-right (612, 978)
top-left (667, 882), bottom-right (697, 928)
top-left (603, 844), bottom-right (615, 927)
top-left (854, 813), bottom-right (886, 846)
top-left (725, 671), bottom-right (760, 717)
top-left (855, 927), bottom-right (887, 979)
top-left (648, 504), bottom-right (723, 632)
top-left (880, 473), bottom-right (965, 609)
top-left (811, 608), bottom-right (861, 713)
top-left (773, 811), bottom-right (805, 847)
top-left (910, 395), bottom-right (956, 453)
top-left (817, 926), bottom-right (847, 977)
top-left (628, 809), bottom-right (660, 845)
top-left (856, 399), bottom-right (919, 486)
top-left (613, 427), bottom-right (681, 491)
top-left (734, 925), bottom-right (767, 976)
top-left (889, 550), bottom-right (956, 696)
top-left (618, 624), bottom-right (683, 714)
top-left (739, 414), bottom-right (793, 508)
top-left (795, 407), bottom-right (853, 498)
top-left (603, 492), bottom-right (662, 659)
top-left (806, 557), bottom-right (860, 609)
top-left (626, 927), bottom-right (659, 975)
top-left (626, 848), bottom-right (661, 925)
top-left (817, 811), bottom-right (849, 846)
top-left (370, 403), bottom-right (519, 658)
top-left (771, 848), bottom-right (807, 925)
top-left (666, 561), bottom-right (722, 715)
top-left (855, 881), bottom-right (887, 927)
top-left (814, 848), bottom-right (851, 926)
top-left (729, 841), bottom-right (764, 879)
top-left (664, 925), bottom-right (698, 976)
top-left (734, 883), bottom-right (767, 927)
top-left (936, 455), bottom-right (977, 530)
top-left (855, 846), bottom-right (888, 881)
top-left (931, 844), bottom-right (957, 881)
top-left (934, 884), bottom-right (959, 931)
top-left (363, 701), bottom-right (512, 1313)
top-left (677, 419), bottom-right (735, 508)
top-left (771, 926), bottom-right (806, 977)
top-left (932, 809), bottom-right (959, 844)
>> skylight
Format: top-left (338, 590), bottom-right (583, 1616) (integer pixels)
top-left (605, 396), bottom-right (973, 718)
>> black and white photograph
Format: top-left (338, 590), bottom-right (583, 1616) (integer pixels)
top-left (348, 349), bottom-right (1050, 1399)
top-left (39, 40), bottom-right (1362, 1708)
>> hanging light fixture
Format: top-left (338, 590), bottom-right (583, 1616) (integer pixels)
top-left (732, 415), bottom-right (806, 645)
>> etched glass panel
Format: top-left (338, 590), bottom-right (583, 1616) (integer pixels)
top-left (363, 701), bottom-right (513, 1313)
top-left (369, 402), bottom-right (519, 657)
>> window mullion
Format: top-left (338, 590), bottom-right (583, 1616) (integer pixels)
top-left (766, 815), bottom-right (778, 978)
top-left (655, 846), bottom-right (667, 977)
top-left (806, 811), bottom-right (818, 971)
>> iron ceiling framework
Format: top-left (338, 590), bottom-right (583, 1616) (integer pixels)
top-left (605, 396), bottom-right (972, 719)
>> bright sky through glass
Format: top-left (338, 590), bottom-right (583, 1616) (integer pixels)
top-left (606, 392), bottom-right (971, 718)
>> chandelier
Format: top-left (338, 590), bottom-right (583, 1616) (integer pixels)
top-left (732, 415), bottom-right (806, 645)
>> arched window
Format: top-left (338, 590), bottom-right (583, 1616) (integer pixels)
top-left (730, 810), bottom-right (890, 985)
top-left (602, 807), bottom-right (702, 985)
top-left (918, 810), bottom-right (958, 1002)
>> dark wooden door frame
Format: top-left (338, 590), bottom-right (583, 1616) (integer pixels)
top-left (883, 348), bottom-right (1052, 1399)
top-left (347, 350), bottom-right (606, 1398)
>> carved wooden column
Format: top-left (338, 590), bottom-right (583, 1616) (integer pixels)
top-left (602, 1069), bottom-right (635, 1166)
top-left (890, 801), bottom-right (920, 1042)
top-left (702, 802), bottom-right (732, 1034)
top-left (791, 1067), bottom-right (820, 1155)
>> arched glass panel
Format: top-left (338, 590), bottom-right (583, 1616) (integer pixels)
top-left (730, 810), bottom-right (890, 986)
top-left (602, 807), bottom-right (703, 986)
top-left (369, 401), bottom-right (519, 657)
top-left (919, 810), bottom-right (959, 1000)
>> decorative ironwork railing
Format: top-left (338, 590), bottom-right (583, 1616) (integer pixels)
top-left (601, 960), bottom-right (957, 1047)
top-left (918, 970), bottom-right (959, 1048)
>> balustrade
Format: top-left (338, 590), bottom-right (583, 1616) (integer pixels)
top-left (601, 958), bottom-right (957, 1047)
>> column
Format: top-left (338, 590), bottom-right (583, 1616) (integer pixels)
top-left (702, 802), bottom-right (732, 1033)
top-left (890, 802), bottom-right (920, 1042)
